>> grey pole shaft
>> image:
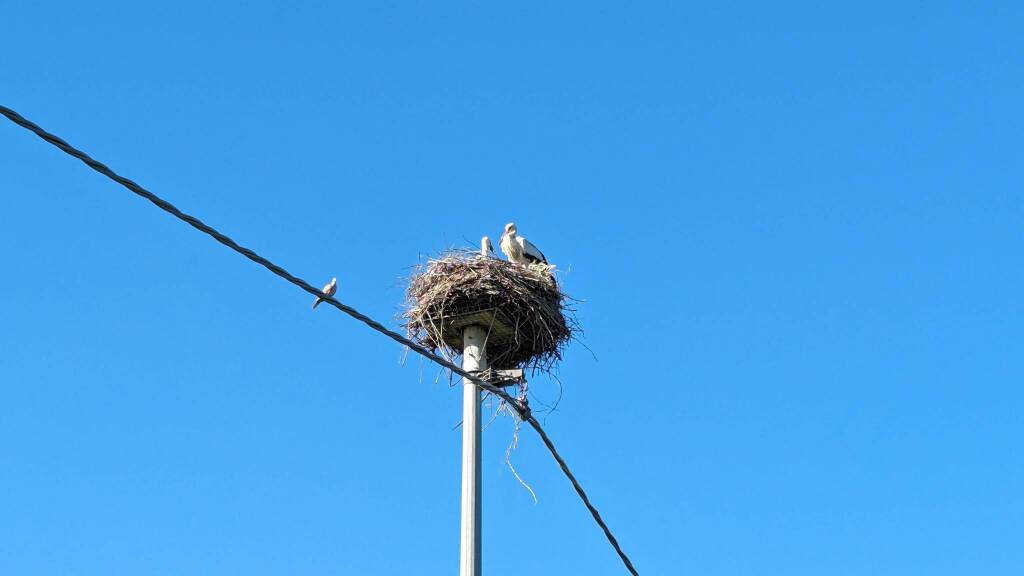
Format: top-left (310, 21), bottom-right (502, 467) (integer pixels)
top-left (460, 324), bottom-right (486, 576)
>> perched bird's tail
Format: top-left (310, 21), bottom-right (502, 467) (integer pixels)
top-left (312, 298), bottom-right (324, 309)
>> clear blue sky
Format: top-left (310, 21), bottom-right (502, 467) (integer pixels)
top-left (2, 2), bottom-right (1021, 574)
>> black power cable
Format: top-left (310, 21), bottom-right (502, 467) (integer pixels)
top-left (1, 105), bottom-right (639, 575)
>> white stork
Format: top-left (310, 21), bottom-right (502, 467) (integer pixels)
top-left (481, 236), bottom-right (495, 257)
top-left (499, 222), bottom-right (547, 266)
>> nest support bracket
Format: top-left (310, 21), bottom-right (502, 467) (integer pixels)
top-left (438, 307), bottom-right (516, 351)
top-left (472, 368), bottom-right (525, 389)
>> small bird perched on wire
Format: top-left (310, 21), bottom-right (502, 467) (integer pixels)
top-left (499, 222), bottom-right (547, 266)
top-left (312, 277), bottom-right (337, 309)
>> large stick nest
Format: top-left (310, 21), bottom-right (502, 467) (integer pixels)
top-left (403, 250), bottom-right (578, 372)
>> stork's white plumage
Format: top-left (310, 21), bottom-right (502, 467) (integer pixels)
top-left (481, 235), bottom-right (495, 257)
top-left (499, 222), bottom-right (547, 266)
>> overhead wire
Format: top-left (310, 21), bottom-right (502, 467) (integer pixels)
top-left (0, 104), bottom-right (639, 575)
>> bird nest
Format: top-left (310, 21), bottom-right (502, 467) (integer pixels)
top-left (403, 250), bottom-right (578, 373)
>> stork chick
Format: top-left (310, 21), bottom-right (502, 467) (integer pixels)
top-left (481, 235), bottom-right (495, 257)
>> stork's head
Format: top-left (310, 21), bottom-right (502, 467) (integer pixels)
top-left (503, 222), bottom-right (517, 237)
top-left (481, 236), bottom-right (493, 255)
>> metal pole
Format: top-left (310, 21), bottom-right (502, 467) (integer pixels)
top-left (459, 238), bottom-right (493, 576)
top-left (460, 323), bottom-right (486, 576)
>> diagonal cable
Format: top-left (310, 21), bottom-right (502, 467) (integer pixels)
top-left (1, 104), bottom-right (639, 576)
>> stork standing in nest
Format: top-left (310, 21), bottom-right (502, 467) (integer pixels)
top-left (499, 222), bottom-right (547, 266)
top-left (481, 236), bottom-right (495, 257)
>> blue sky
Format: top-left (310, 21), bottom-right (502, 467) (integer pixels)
top-left (2, 2), bottom-right (1021, 574)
